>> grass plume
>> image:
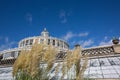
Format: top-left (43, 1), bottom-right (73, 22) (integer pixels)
top-left (13, 39), bottom-right (57, 80)
top-left (13, 38), bottom-right (88, 80)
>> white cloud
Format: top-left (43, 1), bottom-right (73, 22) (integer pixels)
top-left (71, 41), bottom-right (76, 45)
top-left (59, 9), bottom-right (71, 23)
top-left (98, 36), bottom-right (120, 46)
top-left (0, 37), bottom-right (2, 40)
top-left (99, 36), bottom-right (113, 46)
top-left (79, 32), bottom-right (89, 37)
top-left (0, 41), bottom-right (16, 51)
top-left (70, 39), bottom-right (94, 48)
top-left (79, 39), bottom-right (94, 47)
top-left (63, 31), bottom-right (89, 41)
top-left (63, 31), bottom-right (91, 48)
top-left (59, 10), bottom-right (66, 18)
top-left (0, 37), bottom-right (17, 51)
top-left (59, 10), bottom-right (67, 23)
top-left (104, 36), bottom-right (108, 40)
top-left (63, 32), bottom-right (76, 41)
top-left (99, 40), bottom-right (112, 46)
top-left (5, 37), bottom-right (9, 43)
top-left (61, 18), bottom-right (67, 23)
top-left (26, 13), bottom-right (32, 24)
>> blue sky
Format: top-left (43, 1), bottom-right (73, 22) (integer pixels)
top-left (0, 0), bottom-right (120, 50)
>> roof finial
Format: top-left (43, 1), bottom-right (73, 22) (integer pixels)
top-left (41, 28), bottom-right (49, 37)
top-left (112, 37), bottom-right (119, 44)
top-left (44, 28), bottom-right (46, 31)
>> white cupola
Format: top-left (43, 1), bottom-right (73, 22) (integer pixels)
top-left (41, 28), bottom-right (49, 37)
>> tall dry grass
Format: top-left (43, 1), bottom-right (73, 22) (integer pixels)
top-left (13, 39), bottom-right (57, 80)
top-left (13, 38), bottom-right (88, 80)
top-left (59, 45), bottom-right (88, 80)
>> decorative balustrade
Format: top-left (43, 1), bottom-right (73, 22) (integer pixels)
top-left (0, 58), bottom-right (16, 66)
top-left (82, 46), bottom-right (114, 57)
top-left (0, 45), bottom-right (117, 66)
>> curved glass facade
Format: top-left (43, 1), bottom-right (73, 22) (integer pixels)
top-left (84, 56), bottom-right (120, 78)
top-left (18, 28), bottom-right (69, 50)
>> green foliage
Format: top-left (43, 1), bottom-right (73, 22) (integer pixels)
top-left (14, 69), bottom-right (49, 80)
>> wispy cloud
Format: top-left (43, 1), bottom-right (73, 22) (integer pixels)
top-left (5, 37), bottom-right (9, 43)
top-left (61, 18), bottom-right (67, 23)
top-left (59, 9), bottom-right (72, 23)
top-left (0, 37), bottom-right (17, 51)
top-left (59, 10), bottom-right (66, 18)
top-left (70, 39), bottom-right (94, 48)
top-left (79, 32), bottom-right (89, 37)
top-left (0, 37), bottom-right (2, 40)
top-left (0, 41), bottom-right (16, 51)
top-left (99, 36), bottom-right (112, 46)
top-left (63, 32), bottom-right (76, 41)
top-left (26, 13), bottom-right (32, 24)
top-left (99, 40), bottom-right (112, 46)
top-left (62, 31), bottom-right (89, 41)
top-left (79, 39), bottom-right (94, 47)
top-left (104, 36), bottom-right (108, 40)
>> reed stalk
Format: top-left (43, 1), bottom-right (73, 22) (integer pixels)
top-left (13, 38), bottom-right (88, 80)
top-left (61, 45), bottom-right (88, 80)
top-left (13, 39), bottom-right (57, 80)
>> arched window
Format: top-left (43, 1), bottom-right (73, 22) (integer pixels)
top-left (30, 39), bottom-right (33, 45)
top-left (53, 40), bottom-right (55, 45)
top-left (48, 39), bottom-right (50, 45)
